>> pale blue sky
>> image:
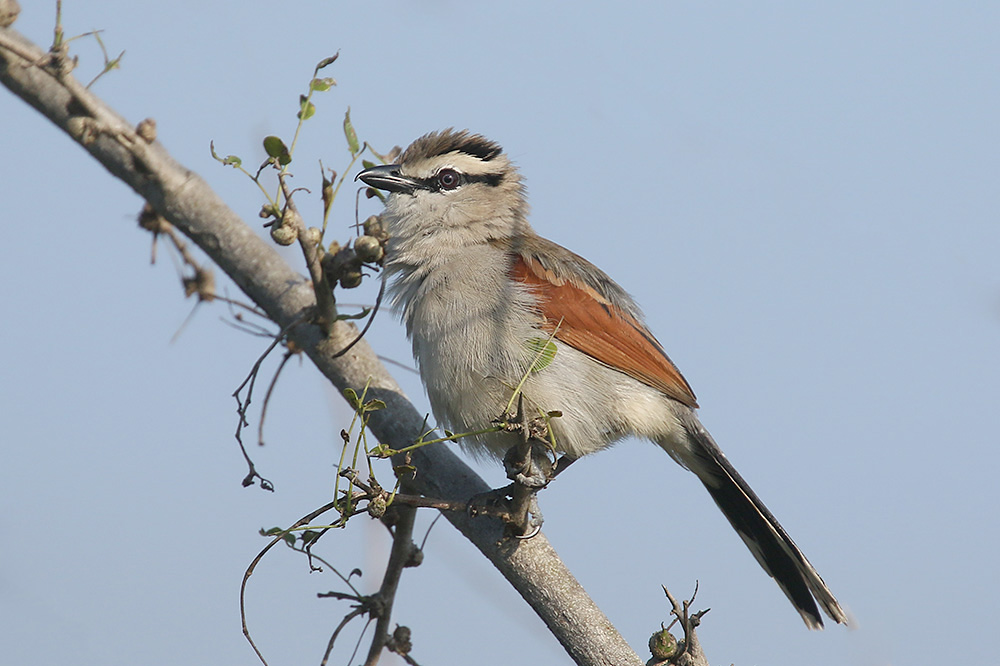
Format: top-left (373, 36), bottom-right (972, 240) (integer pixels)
top-left (2, 3), bottom-right (998, 665)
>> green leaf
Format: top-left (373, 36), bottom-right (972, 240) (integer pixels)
top-left (310, 77), bottom-right (336, 92)
top-left (393, 463), bottom-right (416, 478)
top-left (524, 337), bottom-right (558, 373)
top-left (343, 387), bottom-right (360, 409)
top-left (262, 136), bottom-right (284, 157)
top-left (361, 159), bottom-right (376, 170)
top-left (343, 107), bottom-right (360, 155)
top-left (262, 135), bottom-right (291, 165)
top-left (297, 94), bottom-right (316, 121)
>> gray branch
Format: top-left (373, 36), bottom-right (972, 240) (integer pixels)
top-left (0, 24), bottom-right (696, 666)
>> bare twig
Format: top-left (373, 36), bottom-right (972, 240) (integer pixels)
top-left (320, 609), bottom-right (370, 666)
top-left (650, 585), bottom-right (710, 666)
top-left (339, 470), bottom-right (511, 522)
top-left (232, 312), bottom-right (310, 489)
top-left (331, 276), bottom-right (385, 359)
top-left (240, 500), bottom-right (341, 666)
top-left (139, 202), bottom-right (218, 303)
top-left (257, 348), bottom-right (296, 447)
top-left (276, 173), bottom-right (337, 334)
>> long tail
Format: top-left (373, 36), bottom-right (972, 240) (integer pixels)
top-left (662, 414), bottom-right (848, 629)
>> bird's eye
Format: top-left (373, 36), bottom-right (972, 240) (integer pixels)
top-left (437, 168), bottom-right (461, 190)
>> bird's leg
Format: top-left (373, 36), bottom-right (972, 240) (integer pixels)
top-left (467, 396), bottom-right (554, 537)
top-left (500, 443), bottom-right (549, 538)
top-left (501, 395), bottom-right (554, 537)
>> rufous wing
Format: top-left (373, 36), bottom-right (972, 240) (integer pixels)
top-left (510, 253), bottom-right (698, 408)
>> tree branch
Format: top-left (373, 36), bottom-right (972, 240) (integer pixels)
top-left (0, 24), bottom-right (644, 666)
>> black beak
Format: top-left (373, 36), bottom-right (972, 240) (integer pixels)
top-left (356, 164), bottom-right (419, 195)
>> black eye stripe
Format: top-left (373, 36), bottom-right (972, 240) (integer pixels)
top-left (411, 171), bottom-right (504, 192)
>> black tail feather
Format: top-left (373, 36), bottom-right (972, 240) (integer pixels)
top-left (666, 418), bottom-right (847, 629)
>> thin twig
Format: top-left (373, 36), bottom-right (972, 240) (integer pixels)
top-left (320, 609), bottom-right (370, 666)
top-left (241, 500), bottom-right (342, 666)
top-left (257, 349), bottom-right (295, 446)
top-left (341, 472), bottom-right (511, 521)
top-left (232, 312), bottom-right (311, 489)
top-left (332, 276), bottom-right (385, 359)
top-left (277, 173), bottom-right (337, 333)
top-left (656, 585), bottom-right (710, 666)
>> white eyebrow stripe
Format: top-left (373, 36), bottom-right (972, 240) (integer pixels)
top-left (405, 152), bottom-right (507, 179)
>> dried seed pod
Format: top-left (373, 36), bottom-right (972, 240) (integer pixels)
top-left (270, 224), bottom-right (296, 246)
top-left (354, 234), bottom-right (384, 263)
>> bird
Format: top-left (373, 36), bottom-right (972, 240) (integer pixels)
top-left (357, 128), bottom-right (847, 629)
